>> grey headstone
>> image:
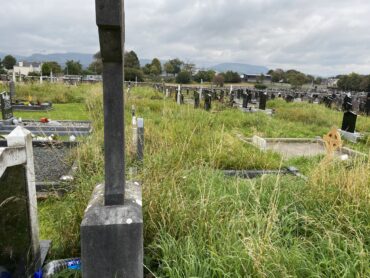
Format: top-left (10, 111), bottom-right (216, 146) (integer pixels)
top-left (0, 92), bottom-right (13, 120)
top-left (9, 81), bottom-right (15, 99)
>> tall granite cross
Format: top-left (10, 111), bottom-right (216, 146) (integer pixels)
top-left (96, 0), bottom-right (125, 206)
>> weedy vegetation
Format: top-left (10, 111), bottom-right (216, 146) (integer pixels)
top-left (13, 84), bottom-right (369, 277)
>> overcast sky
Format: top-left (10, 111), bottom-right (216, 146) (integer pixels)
top-left (1, 0), bottom-right (370, 76)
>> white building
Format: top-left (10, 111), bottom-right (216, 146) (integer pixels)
top-left (13, 61), bottom-right (43, 76)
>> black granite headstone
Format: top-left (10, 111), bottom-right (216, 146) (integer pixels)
top-left (204, 94), bottom-right (212, 111)
top-left (342, 111), bottom-right (357, 133)
top-left (242, 93), bottom-right (248, 108)
top-left (0, 92), bottom-right (13, 120)
top-left (342, 95), bottom-right (352, 111)
top-left (259, 92), bottom-right (267, 110)
top-left (0, 166), bottom-right (36, 277)
top-left (194, 91), bottom-right (200, 108)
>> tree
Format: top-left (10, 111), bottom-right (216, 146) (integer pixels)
top-left (213, 74), bottom-right (225, 87)
top-left (176, 71), bottom-right (192, 84)
top-left (337, 73), bottom-right (364, 91)
top-left (42, 61), bottom-right (62, 76)
top-left (3, 55), bottom-right (16, 70)
top-left (124, 51), bottom-right (140, 69)
top-left (194, 70), bottom-right (215, 83)
top-left (183, 63), bottom-right (196, 75)
top-left (164, 58), bottom-right (183, 76)
top-left (0, 59), bottom-right (6, 74)
top-left (288, 72), bottom-right (307, 88)
top-left (150, 58), bottom-right (162, 75)
top-left (270, 69), bottom-right (285, 83)
top-left (142, 64), bottom-right (151, 75)
top-left (28, 71), bottom-right (41, 77)
top-left (88, 51), bottom-right (103, 74)
top-left (64, 60), bottom-right (83, 75)
top-left (223, 71), bottom-right (241, 83)
top-left (164, 62), bottom-right (174, 76)
top-left (125, 68), bottom-right (144, 82)
top-left (314, 77), bottom-right (323, 85)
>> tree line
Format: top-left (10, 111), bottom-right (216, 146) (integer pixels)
top-left (336, 73), bottom-right (370, 92)
top-left (0, 54), bottom-right (99, 76)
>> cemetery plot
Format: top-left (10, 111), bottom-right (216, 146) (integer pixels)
top-left (0, 140), bottom-right (78, 196)
top-left (12, 100), bottom-right (53, 112)
top-left (0, 120), bottom-right (92, 136)
top-left (0, 127), bottom-right (50, 277)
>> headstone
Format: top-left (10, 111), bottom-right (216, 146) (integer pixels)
top-left (9, 81), bottom-right (15, 99)
top-left (0, 92), bottom-right (14, 120)
top-left (177, 85), bottom-right (181, 105)
top-left (204, 93), bottom-right (212, 111)
top-left (342, 94), bottom-right (352, 111)
top-left (341, 111), bottom-right (357, 133)
top-left (0, 127), bottom-right (41, 277)
top-left (137, 118), bottom-right (144, 162)
top-left (242, 93), bottom-right (248, 108)
top-left (366, 92), bottom-right (370, 116)
top-left (259, 92), bottom-right (267, 110)
top-left (229, 92), bottom-right (235, 107)
top-left (194, 91), bottom-right (200, 108)
top-left (81, 0), bottom-right (143, 277)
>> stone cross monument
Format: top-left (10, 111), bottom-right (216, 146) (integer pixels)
top-left (81, 1), bottom-right (143, 277)
top-left (96, 0), bottom-right (126, 206)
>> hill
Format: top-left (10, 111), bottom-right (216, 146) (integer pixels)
top-left (209, 63), bottom-right (269, 74)
top-left (0, 52), bottom-right (94, 68)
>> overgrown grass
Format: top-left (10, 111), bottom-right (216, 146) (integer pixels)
top-left (35, 85), bottom-right (370, 277)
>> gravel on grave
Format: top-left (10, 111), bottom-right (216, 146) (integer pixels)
top-left (22, 121), bottom-right (90, 128)
top-left (33, 145), bottom-right (74, 183)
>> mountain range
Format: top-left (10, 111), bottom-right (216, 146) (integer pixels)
top-left (0, 52), bottom-right (268, 74)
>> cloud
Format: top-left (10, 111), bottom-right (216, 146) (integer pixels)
top-left (1, 0), bottom-right (370, 75)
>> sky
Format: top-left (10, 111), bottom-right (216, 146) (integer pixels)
top-left (1, 0), bottom-right (370, 76)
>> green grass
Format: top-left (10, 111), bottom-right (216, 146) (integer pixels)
top-left (32, 85), bottom-right (370, 277)
top-left (14, 103), bottom-right (89, 121)
top-left (0, 82), bottom-right (101, 104)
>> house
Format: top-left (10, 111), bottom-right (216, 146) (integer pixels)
top-left (13, 61), bottom-right (43, 76)
top-left (241, 74), bottom-right (272, 83)
top-left (326, 78), bottom-right (339, 88)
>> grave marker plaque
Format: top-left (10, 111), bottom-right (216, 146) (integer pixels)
top-left (0, 92), bottom-right (13, 120)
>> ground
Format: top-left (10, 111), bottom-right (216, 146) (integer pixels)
top-left (5, 84), bottom-right (370, 277)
